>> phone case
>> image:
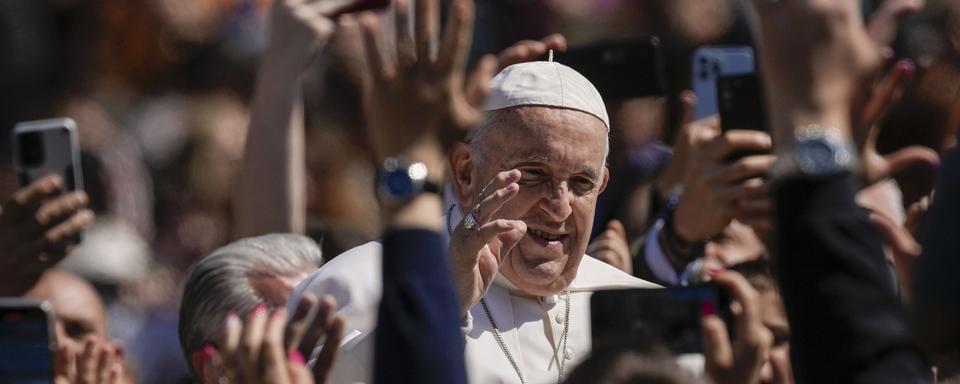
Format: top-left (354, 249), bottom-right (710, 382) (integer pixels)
top-left (12, 118), bottom-right (84, 192)
top-left (691, 46), bottom-right (755, 120)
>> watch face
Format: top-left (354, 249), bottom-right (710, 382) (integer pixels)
top-left (383, 169), bottom-right (416, 198)
top-left (795, 138), bottom-right (849, 176)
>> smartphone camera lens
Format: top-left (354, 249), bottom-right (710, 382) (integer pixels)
top-left (18, 132), bottom-right (44, 167)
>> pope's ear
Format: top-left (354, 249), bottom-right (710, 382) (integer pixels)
top-left (448, 143), bottom-right (475, 204)
top-left (598, 166), bottom-right (610, 194)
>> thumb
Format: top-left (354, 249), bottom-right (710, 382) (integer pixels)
top-left (882, 146), bottom-right (940, 176)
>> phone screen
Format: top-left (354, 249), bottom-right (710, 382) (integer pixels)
top-left (0, 305), bottom-right (54, 383)
top-left (591, 284), bottom-right (731, 355)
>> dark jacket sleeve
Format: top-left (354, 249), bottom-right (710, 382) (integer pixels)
top-left (773, 174), bottom-right (930, 383)
top-left (914, 148), bottom-right (960, 352)
top-left (373, 229), bottom-right (467, 384)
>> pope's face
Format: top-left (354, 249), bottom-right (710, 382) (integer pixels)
top-left (460, 106), bottom-right (608, 296)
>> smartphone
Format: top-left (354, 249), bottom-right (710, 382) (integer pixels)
top-left (12, 118), bottom-right (84, 192)
top-left (718, 73), bottom-right (769, 161)
top-left (553, 37), bottom-right (667, 100)
top-left (691, 46), bottom-right (755, 120)
top-left (591, 284), bottom-right (732, 355)
top-left (0, 299), bottom-right (57, 383)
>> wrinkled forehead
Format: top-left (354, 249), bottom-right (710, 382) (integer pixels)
top-left (482, 106), bottom-right (608, 168)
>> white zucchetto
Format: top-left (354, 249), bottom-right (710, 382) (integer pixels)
top-left (482, 61), bottom-right (610, 131)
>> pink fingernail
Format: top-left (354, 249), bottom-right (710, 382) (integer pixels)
top-left (202, 344), bottom-right (216, 359)
top-left (289, 350), bottom-right (305, 365)
top-left (272, 308), bottom-right (287, 318)
top-left (707, 268), bottom-right (726, 278)
top-left (252, 304), bottom-right (267, 315)
top-left (898, 60), bottom-right (915, 75)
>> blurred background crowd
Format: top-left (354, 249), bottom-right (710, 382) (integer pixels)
top-left (0, 0), bottom-right (958, 382)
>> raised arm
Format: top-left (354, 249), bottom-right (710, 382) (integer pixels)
top-left (233, 0), bottom-right (356, 239)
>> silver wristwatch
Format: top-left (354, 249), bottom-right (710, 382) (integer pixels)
top-left (771, 125), bottom-right (858, 183)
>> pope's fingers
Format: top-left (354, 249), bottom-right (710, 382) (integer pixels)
top-left (477, 169), bottom-right (522, 203)
top-left (455, 219), bottom-right (526, 264)
top-left (474, 183), bottom-right (519, 223)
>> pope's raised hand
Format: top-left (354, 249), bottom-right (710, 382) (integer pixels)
top-left (449, 170), bottom-right (527, 314)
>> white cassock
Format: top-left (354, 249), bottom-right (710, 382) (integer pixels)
top-left (287, 239), bottom-right (660, 384)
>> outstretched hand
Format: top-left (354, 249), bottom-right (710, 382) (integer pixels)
top-left (357, 0), bottom-right (497, 161)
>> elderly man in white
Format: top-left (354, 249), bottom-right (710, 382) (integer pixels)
top-left (290, 57), bottom-right (658, 384)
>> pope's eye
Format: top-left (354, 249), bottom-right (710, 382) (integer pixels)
top-left (519, 169), bottom-right (549, 185)
top-left (571, 177), bottom-right (596, 195)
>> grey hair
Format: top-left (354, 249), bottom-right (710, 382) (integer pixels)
top-left (467, 107), bottom-right (611, 167)
top-left (178, 234), bottom-right (323, 370)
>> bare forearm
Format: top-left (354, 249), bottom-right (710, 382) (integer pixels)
top-left (234, 61), bottom-right (307, 238)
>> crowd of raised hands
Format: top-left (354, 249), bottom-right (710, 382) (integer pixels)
top-left (0, 0), bottom-right (954, 382)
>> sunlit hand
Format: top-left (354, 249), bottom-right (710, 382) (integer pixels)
top-left (206, 307), bottom-right (315, 384)
top-left (853, 59), bottom-right (939, 187)
top-left (0, 175), bottom-right (94, 295)
top-left (587, 219), bottom-right (632, 274)
top-left (357, 0), bottom-right (498, 161)
top-left (703, 270), bottom-right (773, 384)
top-left (265, 0), bottom-right (360, 71)
top-left (449, 170), bottom-right (527, 313)
top-left (674, 131), bottom-right (774, 242)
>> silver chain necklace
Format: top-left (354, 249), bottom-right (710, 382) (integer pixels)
top-left (480, 289), bottom-right (572, 384)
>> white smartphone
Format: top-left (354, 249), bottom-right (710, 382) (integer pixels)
top-left (691, 46), bottom-right (755, 120)
top-left (12, 118), bottom-right (84, 192)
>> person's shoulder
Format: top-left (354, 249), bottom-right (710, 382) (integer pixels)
top-left (572, 255), bottom-right (662, 290)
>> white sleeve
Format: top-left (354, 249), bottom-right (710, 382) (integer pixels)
top-left (643, 220), bottom-right (681, 286)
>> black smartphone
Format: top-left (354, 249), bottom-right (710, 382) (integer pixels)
top-left (591, 284), bottom-right (732, 355)
top-left (0, 299), bottom-right (57, 383)
top-left (551, 38), bottom-right (667, 100)
top-left (717, 73), bottom-right (768, 160)
top-left (12, 118), bottom-right (84, 192)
